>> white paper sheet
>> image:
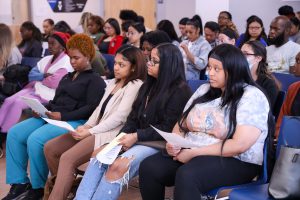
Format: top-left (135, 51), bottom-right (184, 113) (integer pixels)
top-left (42, 118), bottom-right (75, 132)
top-left (21, 96), bottom-right (49, 118)
top-left (96, 145), bottom-right (123, 165)
top-left (96, 132), bottom-right (126, 164)
top-left (151, 125), bottom-right (199, 148)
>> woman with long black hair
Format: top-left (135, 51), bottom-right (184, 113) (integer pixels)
top-left (75, 43), bottom-right (191, 200)
top-left (139, 44), bottom-right (274, 200)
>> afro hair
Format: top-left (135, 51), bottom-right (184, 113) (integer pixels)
top-left (66, 33), bottom-right (95, 61)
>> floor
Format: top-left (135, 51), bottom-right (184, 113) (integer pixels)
top-left (0, 140), bottom-right (173, 200)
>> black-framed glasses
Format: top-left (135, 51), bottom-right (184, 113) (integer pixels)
top-left (243, 52), bottom-right (256, 56)
top-left (147, 58), bottom-right (160, 66)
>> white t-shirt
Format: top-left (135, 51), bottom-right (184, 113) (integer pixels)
top-left (183, 84), bottom-right (269, 165)
top-left (267, 41), bottom-right (300, 72)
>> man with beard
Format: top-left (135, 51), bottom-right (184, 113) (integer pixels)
top-left (267, 16), bottom-right (300, 72)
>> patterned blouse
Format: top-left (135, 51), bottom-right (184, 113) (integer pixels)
top-left (180, 36), bottom-right (211, 80)
top-left (183, 84), bottom-right (269, 165)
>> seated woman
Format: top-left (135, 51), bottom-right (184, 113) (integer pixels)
top-left (17, 21), bottom-right (43, 58)
top-left (140, 30), bottom-right (171, 60)
top-left (44, 45), bottom-right (147, 200)
top-left (127, 22), bottom-right (145, 48)
top-left (241, 40), bottom-right (279, 109)
top-left (180, 18), bottom-right (211, 80)
top-left (156, 20), bottom-right (180, 47)
top-left (75, 43), bottom-right (192, 200)
top-left (88, 15), bottom-right (105, 45)
top-left (139, 44), bottom-right (273, 200)
top-left (98, 18), bottom-right (123, 55)
top-left (0, 32), bottom-right (73, 133)
top-left (0, 32), bottom-right (73, 134)
top-left (236, 15), bottom-right (268, 48)
top-left (2, 34), bottom-right (106, 200)
top-left (275, 53), bottom-right (300, 137)
top-left (218, 28), bottom-right (238, 46)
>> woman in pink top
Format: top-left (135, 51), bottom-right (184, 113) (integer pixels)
top-left (0, 32), bottom-right (73, 133)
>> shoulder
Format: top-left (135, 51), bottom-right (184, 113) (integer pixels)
top-left (241, 85), bottom-right (269, 107)
top-left (113, 35), bottom-right (124, 41)
top-left (257, 75), bottom-right (277, 87)
top-left (193, 83), bottom-right (210, 97)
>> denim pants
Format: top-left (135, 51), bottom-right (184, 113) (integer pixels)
top-left (75, 145), bottom-right (159, 200)
top-left (6, 117), bottom-right (85, 189)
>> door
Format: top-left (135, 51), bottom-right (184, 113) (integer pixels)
top-left (104, 0), bottom-right (156, 30)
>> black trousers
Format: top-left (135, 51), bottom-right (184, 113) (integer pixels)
top-left (139, 152), bottom-right (261, 200)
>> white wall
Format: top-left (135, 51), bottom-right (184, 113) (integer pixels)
top-left (229, 0), bottom-right (300, 35)
top-left (0, 0), bottom-right (12, 24)
top-left (156, 0), bottom-right (196, 34)
top-left (196, 0), bottom-right (229, 28)
top-left (30, 0), bottom-right (102, 31)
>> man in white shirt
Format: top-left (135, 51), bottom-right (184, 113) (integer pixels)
top-left (267, 16), bottom-right (300, 72)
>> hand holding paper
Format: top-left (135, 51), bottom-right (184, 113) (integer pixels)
top-left (96, 132), bottom-right (126, 165)
top-left (21, 96), bottom-right (49, 118)
top-left (151, 125), bottom-right (199, 148)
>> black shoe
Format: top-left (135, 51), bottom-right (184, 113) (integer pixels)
top-left (1, 183), bottom-right (31, 200)
top-left (24, 188), bottom-right (44, 200)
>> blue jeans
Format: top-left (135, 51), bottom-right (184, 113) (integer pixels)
top-left (6, 117), bottom-right (85, 189)
top-left (75, 145), bottom-right (159, 200)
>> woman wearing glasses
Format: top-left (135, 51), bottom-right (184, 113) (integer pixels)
top-left (98, 18), bottom-right (123, 55)
top-left (75, 43), bottom-right (192, 200)
top-left (236, 15), bottom-right (268, 48)
top-left (241, 40), bottom-right (279, 108)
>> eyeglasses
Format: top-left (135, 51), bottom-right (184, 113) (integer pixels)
top-left (243, 52), bottom-right (256, 56)
top-left (248, 26), bottom-right (262, 31)
top-left (147, 58), bottom-right (160, 66)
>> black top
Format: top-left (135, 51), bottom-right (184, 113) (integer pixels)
top-left (18, 39), bottom-right (43, 58)
top-left (47, 69), bottom-right (106, 121)
top-left (291, 89), bottom-right (300, 116)
top-left (120, 82), bottom-right (192, 141)
top-left (98, 94), bottom-right (114, 121)
top-left (256, 74), bottom-right (279, 109)
top-left (99, 41), bottom-right (110, 54)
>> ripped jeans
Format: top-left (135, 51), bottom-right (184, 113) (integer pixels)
top-left (75, 145), bottom-right (159, 200)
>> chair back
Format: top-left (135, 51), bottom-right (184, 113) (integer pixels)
top-left (102, 53), bottom-right (115, 79)
top-left (21, 57), bottom-right (41, 68)
top-left (272, 72), bottom-right (300, 91)
top-left (187, 80), bottom-right (208, 93)
top-left (273, 91), bottom-right (286, 121)
top-left (276, 116), bottom-right (300, 158)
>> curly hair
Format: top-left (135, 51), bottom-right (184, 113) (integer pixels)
top-left (66, 34), bottom-right (95, 61)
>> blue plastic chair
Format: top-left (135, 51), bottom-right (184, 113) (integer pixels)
top-left (272, 72), bottom-right (300, 91)
top-left (187, 80), bottom-right (208, 93)
top-left (273, 90), bottom-right (286, 122)
top-left (229, 116), bottom-right (300, 200)
top-left (205, 140), bottom-right (269, 198)
top-left (102, 53), bottom-right (115, 79)
top-left (21, 57), bottom-right (41, 68)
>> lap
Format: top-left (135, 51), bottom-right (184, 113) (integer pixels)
top-left (28, 120), bottom-right (85, 145)
top-left (8, 118), bottom-right (45, 143)
top-left (121, 145), bottom-right (159, 160)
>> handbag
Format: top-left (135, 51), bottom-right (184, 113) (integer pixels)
top-left (268, 117), bottom-right (300, 199)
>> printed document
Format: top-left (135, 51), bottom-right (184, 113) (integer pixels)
top-left (151, 125), bottom-right (199, 148)
top-left (21, 96), bottom-right (48, 118)
top-left (42, 118), bottom-right (75, 132)
top-left (96, 132), bottom-right (126, 164)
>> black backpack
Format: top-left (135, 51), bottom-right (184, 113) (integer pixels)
top-left (1, 64), bottom-right (32, 96)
